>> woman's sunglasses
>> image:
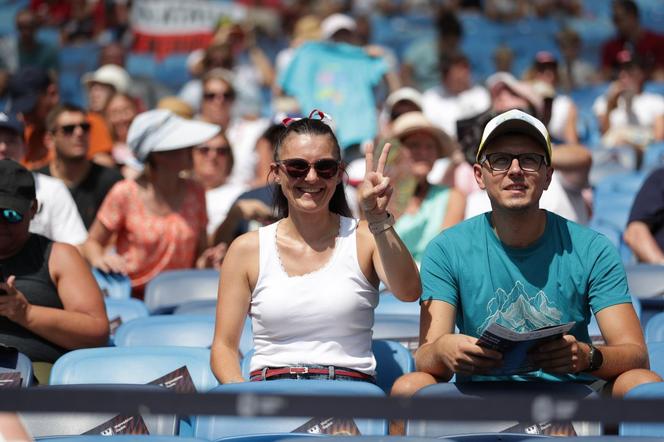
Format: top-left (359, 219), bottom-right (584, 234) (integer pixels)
top-left (277, 158), bottom-right (341, 179)
top-left (1, 209), bottom-right (23, 224)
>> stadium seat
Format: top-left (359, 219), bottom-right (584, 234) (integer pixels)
top-left (375, 292), bottom-right (419, 316)
top-left (407, 382), bottom-right (600, 436)
top-left (213, 434), bottom-right (323, 442)
top-left (144, 269), bottom-right (220, 314)
top-left (34, 438), bottom-right (206, 442)
top-left (372, 314), bottom-right (420, 351)
top-left (620, 381), bottom-right (664, 436)
top-left (126, 52), bottom-right (158, 79)
top-left (113, 315), bottom-right (254, 357)
top-left (155, 53), bottom-right (192, 93)
top-left (589, 150), bottom-right (639, 187)
top-left (0, 349), bottom-right (33, 387)
top-left (568, 83), bottom-right (610, 115)
top-left (93, 268), bottom-right (132, 300)
top-left (21, 385), bottom-right (179, 436)
top-left (371, 339), bottom-right (415, 394)
top-left (642, 142), bottom-right (664, 172)
top-left (624, 264), bottom-right (664, 299)
top-left (647, 342), bottom-right (664, 377)
top-left (645, 312), bottom-right (664, 343)
top-left (173, 299), bottom-right (217, 315)
top-left (443, 435), bottom-right (552, 441)
top-left (594, 171), bottom-right (647, 196)
top-left (105, 298), bottom-right (149, 323)
top-left (50, 346), bottom-right (218, 392)
top-left (193, 380), bottom-right (388, 438)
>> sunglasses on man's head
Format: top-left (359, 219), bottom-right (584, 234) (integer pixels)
top-left (0, 209), bottom-right (23, 224)
top-left (56, 122), bottom-right (91, 135)
top-left (203, 91), bottom-right (235, 102)
top-left (277, 158), bottom-right (341, 179)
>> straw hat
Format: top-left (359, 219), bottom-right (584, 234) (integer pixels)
top-left (392, 111), bottom-right (455, 158)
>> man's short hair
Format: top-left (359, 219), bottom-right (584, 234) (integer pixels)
top-left (46, 103), bottom-right (87, 132)
top-left (614, 0), bottom-right (639, 18)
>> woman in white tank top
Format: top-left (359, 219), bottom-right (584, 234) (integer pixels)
top-left (211, 111), bottom-right (421, 383)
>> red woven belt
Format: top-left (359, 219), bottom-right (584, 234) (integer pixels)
top-left (249, 366), bottom-right (372, 380)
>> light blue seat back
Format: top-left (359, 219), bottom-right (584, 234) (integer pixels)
top-left (647, 342), bottom-right (664, 378)
top-left (646, 312), bottom-right (664, 343)
top-left (372, 315), bottom-right (420, 351)
top-left (50, 346), bottom-right (219, 392)
top-left (375, 292), bottom-right (420, 316)
top-left (105, 298), bottom-right (149, 323)
top-left (642, 142), bottom-right (664, 172)
top-left (624, 264), bottom-right (664, 299)
top-left (620, 381), bottom-right (664, 436)
top-left (114, 315), bottom-right (216, 348)
top-left (407, 382), bottom-right (599, 437)
top-left (34, 436), bottom-right (207, 442)
top-left (144, 269), bottom-right (220, 314)
top-left (193, 380), bottom-right (388, 438)
top-left (174, 300), bottom-right (217, 315)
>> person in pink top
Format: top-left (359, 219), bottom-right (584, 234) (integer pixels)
top-left (82, 109), bottom-right (226, 297)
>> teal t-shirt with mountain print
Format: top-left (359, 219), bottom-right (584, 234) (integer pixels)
top-left (420, 210), bottom-right (631, 382)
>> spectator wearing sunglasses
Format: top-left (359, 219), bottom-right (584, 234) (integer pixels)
top-left (0, 111), bottom-right (87, 247)
top-left (192, 132), bottom-right (247, 243)
top-left (390, 110), bottom-right (660, 434)
top-left (211, 112), bottom-right (420, 384)
top-left (0, 159), bottom-right (108, 383)
top-left (82, 109), bottom-right (226, 297)
top-left (38, 104), bottom-right (122, 229)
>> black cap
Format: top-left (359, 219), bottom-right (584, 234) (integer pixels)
top-left (0, 160), bottom-right (35, 215)
top-left (8, 67), bottom-right (51, 114)
top-left (0, 112), bottom-right (24, 137)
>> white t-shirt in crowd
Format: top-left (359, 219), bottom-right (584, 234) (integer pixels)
top-left (593, 91), bottom-right (664, 130)
top-left (226, 117), bottom-right (270, 187)
top-left (548, 95), bottom-right (575, 143)
top-left (29, 173), bottom-right (88, 245)
top-left (422, 84), bottom-right (491, 138)
top-left (204, 183), bottom-right (248, 237)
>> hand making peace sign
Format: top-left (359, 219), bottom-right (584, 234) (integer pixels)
top-left (358, 142), bottom-right (394, 223)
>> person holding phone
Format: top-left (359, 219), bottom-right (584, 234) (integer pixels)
top-left (0, 160), bottom-right (108, 383)
top-left (211, 111), bottom-right (421, 383)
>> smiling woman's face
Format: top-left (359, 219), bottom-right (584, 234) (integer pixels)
top-left (272, 132), bottom-right (341, 216)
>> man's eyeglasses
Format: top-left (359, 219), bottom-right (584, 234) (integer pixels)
top-left (203, 91), bottom-right (235, 102)
top-left (198, 145), bottom-right (231, 156)
top-left (0, 209), bottom-right (23, 224)
top-left (481, 152), bottom-right (547, 172)
top-left (277, 158), bottom-right (341, 179)
top-left (56, 122), bottom-right (91, 135)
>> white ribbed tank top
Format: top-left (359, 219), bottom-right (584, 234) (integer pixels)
top-left (249, 216), bottom-right (378, 374)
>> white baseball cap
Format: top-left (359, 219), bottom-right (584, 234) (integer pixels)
top-left (384, 87), bottom-right (423, 116)
top-left (476, 109), bottom-right (552, 163)
top-left (320, 13), bottom-right (357, 40)
top-left (127, 109), bottom-right (221, 162)
top-left (82, 64), bottom-right (131, 93)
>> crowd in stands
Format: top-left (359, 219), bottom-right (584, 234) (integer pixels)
top-left (0, 0), bottom-right (664, 437)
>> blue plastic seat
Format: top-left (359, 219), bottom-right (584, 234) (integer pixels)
top-left (214, 434), bottom-right (324, 442)
top-left (620, 381), bottom-right (664, 436)
top-left (155, 53), bottom-right (192, 93)
top-left (0, 350), bottom-right (33, 387)
top-left (126, 52), bottom-right (158, 79)
top-left (174, 299), bottom-right (217, 315)
top-left (105, 298), bottom-right (149, 323)
top-left (647, 342), bottom-right (664, 378)
top-left (93, 268), bottom-right (132, 300)
top-left (642, 143), bottom-right (664, 172)
top-left (144, 269), bottom-right (220, 314)
top-left (193, 380), bottom-right (388, 438)
top-left (624, 264), bottom-right (664, 299)
top-left (646, 312), bottom-right (664, 343)
top-left (22, 384), bottom-right (179, 436)
top-left (373, 314), bottom-right (420, 351)
top-left (34, 436), bottom-right (206, 442)
top-left (407, 382), bottom-right (599, 436)
top-left (50, 346), bottom-right (218, 392)
top-left (114, 315), bottom-right (253, 357)
top-left (375, 292), bottom-right (419, 316)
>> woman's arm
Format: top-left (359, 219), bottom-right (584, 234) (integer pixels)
top-left (210, 232), bottom-right (257, 383)
top-left (359, 143), bottom-right (421, 301)
top-left (0, 243), bottom-right (109, 350)
top-left (82, 219), bottom-right (127, 274)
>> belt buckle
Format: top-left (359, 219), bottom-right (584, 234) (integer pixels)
top-left (289, 366), bottom-right (309, 375)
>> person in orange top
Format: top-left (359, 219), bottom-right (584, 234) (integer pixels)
top-left (82, 109), bottom-right (227, 297)
top-left (8, 67), bottom-right (59, 170)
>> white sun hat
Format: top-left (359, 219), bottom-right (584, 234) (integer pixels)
top-left (127, 109), bottom-right (221, 162)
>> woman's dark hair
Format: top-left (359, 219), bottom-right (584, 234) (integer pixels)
top-left (272, 117), bottom-right (352, 219)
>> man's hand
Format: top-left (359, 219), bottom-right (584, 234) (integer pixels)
top-left (0, 276), bottom-right (31, 325)
top-left (196, 243), bottom-right (228, 269)
top-left (530, 334), bottom-right (588, 374)
top-left (436, 334), bottom-right (503, 376)
top-left (90, 253), bottom-right (127, 275)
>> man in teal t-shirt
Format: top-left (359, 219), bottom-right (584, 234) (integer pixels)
top-left (392, 109), bottom-right (660, 400)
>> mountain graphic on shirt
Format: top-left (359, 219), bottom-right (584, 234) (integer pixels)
top-left (477, 281), bottom-right (563, 335)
